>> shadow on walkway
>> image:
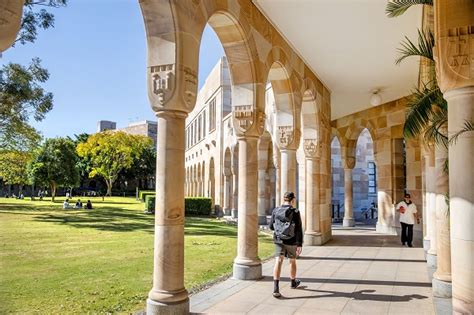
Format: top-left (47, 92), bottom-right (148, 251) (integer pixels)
top-left (278, 286), bottom-right (428, 302)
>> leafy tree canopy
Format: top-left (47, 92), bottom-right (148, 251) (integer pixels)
top-left (0, 150), bottom-right (32, 187)
top-left (77, 131), bottom-right (153, 196)
top-left (16, 0), bottom-right (68, 46)
top-left (0, 58), bottom-right (52, 150)
top-left (28, 137), bottom-right (79, 201)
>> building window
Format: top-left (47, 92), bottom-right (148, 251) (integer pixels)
top-left (368, 161), bottom-right (376, 194)
top-left (209, 98), bottom-right (216, 132)
top-left (198, 116), bottom-right (201, 141)
top-left (203, 110), bottom-right (206, 137)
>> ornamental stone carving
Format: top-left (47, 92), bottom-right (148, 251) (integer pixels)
top-left (344, 156), bottom-right (356, 170)
top-left (277, 125), bottom-right (294, 149)
top-left (303, 139), bottom-right (319, 158)
top-left (148, 64), bottom-right (198, 112)
top-left (150, 64), bottom-right (175, 107)
top-left (233, 105), bottom-right (254, 133)
top-left (183, 66), bottom-right (198, 108)
top-left (434, 0), bottom-right (474, 92)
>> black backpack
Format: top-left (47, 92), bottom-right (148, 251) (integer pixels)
top-left (273, 206), bottom-right (296, 240)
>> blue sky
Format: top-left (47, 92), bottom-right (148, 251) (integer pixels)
top-left (1, 0), bottom-right (224, 139)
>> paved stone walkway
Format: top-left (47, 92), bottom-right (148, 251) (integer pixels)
top-left (190, 226), bottom-right (437, 314)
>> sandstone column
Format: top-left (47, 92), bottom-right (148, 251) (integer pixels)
top-left (426, 150), bottom-right (438, 268)
top-left (343, 157), bottom-right (356, 227)
top-left (257, 144), bottom-right (269, 225)
top-left (147, 111), bottom-right (189, 314)
top-left (280, 148), bottom-right (297, 197)
top-left (303, 139), bottom-right (322, 245)
top-left (445, 86), bottom-right (474, 312)
top-left (233, 136), bottom-right (262, 279)
top-left (223, 175), bottom-right (231, 216)
top-left (422, 148), bottom-right (434, 252)
top-left (273, 144), bottom-right (281, 205)
top-left (433, 1), bottom-right (473, 311)
top-left (231, 163), bottom-right (238, 218)
top-left (432, 137), bottom-right (452, 298)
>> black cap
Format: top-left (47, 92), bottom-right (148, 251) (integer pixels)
top-left (284, 191), bottom-right (295, 201)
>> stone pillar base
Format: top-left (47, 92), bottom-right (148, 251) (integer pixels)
top-left (231, 209), bottom-right (238, 219)
top-left (426, 252), bottom-right (437, 268)
top-left (258, 215), bottom-right (268, 225)
top-left (423, 238), bottom-right (430, 252)
top-left (304, 233), bottom-right (323, 246)
top-left (343, 218), bottom-right (355, 227)
top-left (376, 222), bottom-right (397, 235)
top-left (432, 278), bottom-right (452, 298)
top-left (233, 262), bottom-right (262, 280)
top-left (146, 298), bottom-right (189, 315)
top-left (224, 208), bottom-right (231, 216)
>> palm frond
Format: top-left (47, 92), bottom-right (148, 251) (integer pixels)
top-left (403, 84), bottom-right (445, 139)
top-left (386, 0), bottom-right (433, 18)
top-left (423, 110), bottom-right (448, 149)
top-left (449, 120), bottom-right (474, 145)
top-left (396, 29), bottom-right (435, 65)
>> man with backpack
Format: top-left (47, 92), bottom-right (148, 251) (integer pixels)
top-left (270, 191), bottom-right (303, 298)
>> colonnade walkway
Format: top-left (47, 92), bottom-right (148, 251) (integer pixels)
top-left (190, 226), bottom-right (439, 314)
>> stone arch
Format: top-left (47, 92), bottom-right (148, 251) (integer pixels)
top-left (344, 119), bottom-right (378, 160)
top-left (300, 79), bottom-right (322, 157)
top-left (141, 1), bottom-right (262, 136)
top-left (264, 47), bottom-right (302, 149)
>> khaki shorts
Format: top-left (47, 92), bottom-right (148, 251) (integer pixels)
top-left (275, 243), bottom-right (298, 259)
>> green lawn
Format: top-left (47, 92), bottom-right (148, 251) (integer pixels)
top-left (0, 196), bottom-right (274, 314)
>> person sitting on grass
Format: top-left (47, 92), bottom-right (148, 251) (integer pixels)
top-left (63, 199), bottom-right (71, 209)
top-left (75, 199), bottom-right (83, 209)
top-left (85, 200), bottom-right (93, 210)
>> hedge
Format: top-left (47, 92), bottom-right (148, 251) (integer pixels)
top-left (144, 197), bottom-right (212, 216)
top-left (139, 190), bottom-right (155, 202)
top-left (145, 195), bottom-right (155, 213)
top-left (185, 197), bottom-right (212, 216)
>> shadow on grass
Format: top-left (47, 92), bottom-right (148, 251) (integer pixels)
top-left (1, 200), bottom-right (243, 236)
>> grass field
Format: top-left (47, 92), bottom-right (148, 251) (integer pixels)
top-left (0, 196), bottom-right (274, 314)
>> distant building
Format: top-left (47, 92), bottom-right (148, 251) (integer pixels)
top-left (96, 120), bottom-right (157, 147)
top-left (97, 120), bottom-right (116, 132)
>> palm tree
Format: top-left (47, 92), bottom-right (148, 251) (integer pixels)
top-left (386, 0), bottom-right (472, 147)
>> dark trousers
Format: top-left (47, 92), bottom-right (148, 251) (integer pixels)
top-left (401, 222), bottom-right (414, 246)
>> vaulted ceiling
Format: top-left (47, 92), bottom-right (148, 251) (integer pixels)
top-left (253, 0), bottom-right (422, 120)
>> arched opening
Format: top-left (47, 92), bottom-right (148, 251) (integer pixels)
top-left (331, 136), bottom-right (344, 222)
top-left (265, 59), bottom-right (298, 200)
top-left (353, 128), bottom-right (377, 224)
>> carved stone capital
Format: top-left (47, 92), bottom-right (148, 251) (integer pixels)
top-left (277, 125), bottom-right (294, 149)
top-left (303, 139), bottom-right (319, 158)
top-left (434, 1), bottom-right (474, 92)
top-left (148, 64), bottom-right (197, 113)
top-left (232, 107), bottom-right (265, 138)
top-left (343, 156), bottom-right (356, 170)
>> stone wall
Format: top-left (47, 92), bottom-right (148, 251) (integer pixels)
top-left (332, 97), bottom-right (422, 236)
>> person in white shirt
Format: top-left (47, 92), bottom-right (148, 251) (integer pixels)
top-left (63, 199), bottom-right (71, 210)
top-left (396, 193), bottom-right (419, 247)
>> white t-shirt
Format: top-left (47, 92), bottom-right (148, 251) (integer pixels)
top-left (396, 201), bottom-right (417, 225)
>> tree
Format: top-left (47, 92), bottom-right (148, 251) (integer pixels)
top-left (16, 0), bottom-right (68, 46)
top-left (0, 58), bottom-right (52, 150)
top-left (28, 138), bottom-right (79, 201)
top-left (0, 0), bottom-right (67, 151)
top-left (386, 1), bottom-right (472, 145)
top-left (119, 139), bottom-right (156, 190)
top-left (77, 131), bottom-right (152, 197)
top-left (0, 150), bottom-right (32, 194)
top-left (69, 133), bottom-right (92, 188)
